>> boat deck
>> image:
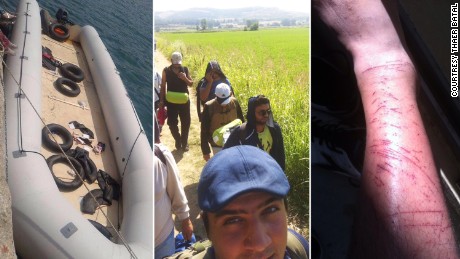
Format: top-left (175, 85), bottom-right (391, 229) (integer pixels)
top-left (40, 32), bottom-right (121, 237)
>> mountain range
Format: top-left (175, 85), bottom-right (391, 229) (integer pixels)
top-left (155, 7), bottom-right (309, 25)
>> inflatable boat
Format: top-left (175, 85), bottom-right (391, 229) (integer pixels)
top-left (4, 0), bottom-right (152, 258)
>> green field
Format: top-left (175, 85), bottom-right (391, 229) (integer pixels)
top-left (156, 27), bottom-right (310, 234)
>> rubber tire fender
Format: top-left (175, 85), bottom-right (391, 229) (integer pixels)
top-left (48, 23), bottom-right (70, 42)
top-left (81, 189), bottom-right (110, 214)
top-left (86, 157), bottom-right (98, 184)
top-left (55, 77), bottom-right (80, 97)
top-left (59, 63), bottom-right (85, 83)
top-left (46, 154), bottom-right (85, 191)
top-left (65, 148), bottom-right (98, 184)
top-left (88, 219), bottom-right (113, 241)
top-left (42, 123), bottom-right (73, 152)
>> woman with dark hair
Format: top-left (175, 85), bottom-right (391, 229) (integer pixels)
top-left (196, 61), bottom-right (233, 120)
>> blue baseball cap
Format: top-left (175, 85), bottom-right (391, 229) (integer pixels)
top-left (198, 145), bottom-right (290, 212)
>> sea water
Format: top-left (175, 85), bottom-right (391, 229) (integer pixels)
top-left (3, 0), bottom-right (154, 144)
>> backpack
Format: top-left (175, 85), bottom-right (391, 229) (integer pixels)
top-left (212, 118), bottom-right (242, 147)
top-left (56, 8), bottom-right (71, 24)
top-left (154, 72), bottom-right (161, 109)
top-left (196, 78), bottom-right (207, 122)
top-left (164, 239), bottom-right (213, 259)
top-left (154, 144), bottom-right (167, 165)
top-left (42, 46), bottom-right (62, 70)
top-left (207, 99), bottom-right (238, 133)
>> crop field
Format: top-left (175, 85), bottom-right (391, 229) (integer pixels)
top-left (156, 27), bottom-right (310, 233)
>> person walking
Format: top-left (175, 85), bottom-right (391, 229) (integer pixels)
top-left (200, 83), bottom-right (244, 161)
top-left (159, 52), bottom-right (193, 151)
top-left (154, 141), bottom-right (194, 258)
top-left (196, 61), bottom-right (233, 120)
top-left (224, 95), bottom-right (285, 170)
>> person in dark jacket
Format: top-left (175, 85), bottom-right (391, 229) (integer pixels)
top-left (159, 52), bottom-right (193, 151)
top-left (196, 61), bottom-right (233, 121)
top-left (224, 95), bottom-right (285, 170)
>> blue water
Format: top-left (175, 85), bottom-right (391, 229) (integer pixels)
top-left (4, 0), bottom-right (153, 144)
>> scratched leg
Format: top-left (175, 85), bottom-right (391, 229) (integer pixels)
top-left (314, 0), bottom-right (459, 258)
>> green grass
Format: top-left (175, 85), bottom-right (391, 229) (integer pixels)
top-left (156, 27), bottom-right (310, 235)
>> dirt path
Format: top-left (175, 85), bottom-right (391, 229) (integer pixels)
top-left (155, 51), bottom-right (208, 240)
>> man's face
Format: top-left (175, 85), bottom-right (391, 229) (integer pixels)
top-left (207, 192), bottom-right (288, 259)
top-left (255, 104), bottom-right (271, 126)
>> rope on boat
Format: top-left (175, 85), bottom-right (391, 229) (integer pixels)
top-left (120, 93), bottom-right (145, 178)
top-left (43, 36), bottom-right (78, 53)
top-left (2, 4), bottom-right (138, 258)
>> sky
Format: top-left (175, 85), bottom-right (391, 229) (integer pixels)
top-left (154, 0), bottom-right (310, 14)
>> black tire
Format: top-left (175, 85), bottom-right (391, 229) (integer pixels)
top-left (55, 77), bottom-right (80, 97)
top-left (59, 63), bottom-right (85, 82)
top-left (86, 157), bottom-right (98, 184)
top-left (42, 123), bottom-right (73, 152)
top-left (49, 23), bottom-right (69, 42)
top-left (46, 154), bottom-right (85, 191)
top-left (66, 148), bottom-right (98, 184)
top-left (88, 219), bottom-right (113, 240)
top-left (81, 189), bottom-right (110, 214)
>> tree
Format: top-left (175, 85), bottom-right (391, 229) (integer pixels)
top-left (200, 19), bottom-right (207, 31)
top-left (245, 19), bottom-right (259, 31)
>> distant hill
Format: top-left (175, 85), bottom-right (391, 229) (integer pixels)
top-left (155, 7), bottom-right (309, 25)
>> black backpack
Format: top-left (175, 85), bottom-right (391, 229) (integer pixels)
top-left (154, 144), bottom-right (167, 165)
top-left (56, 8), bottom-right (68, 22)
top-left (56, 8), bottom-right (74, 25)
top-left (196, 78), bottom-right (207, 122)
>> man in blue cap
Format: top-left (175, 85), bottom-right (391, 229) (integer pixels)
top-left (197, 145), bottom-right (308, 259)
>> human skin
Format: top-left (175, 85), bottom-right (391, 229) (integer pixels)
top-left (181, 217), bottom-right (194, 241)
top-left (159, 63), bottom-right (193, 109)
top-left (254, 104), bottom-right (270, 133)
top-left (314, 0), bottom-right (459, 257)
top-left (199, 70), bottom-right (221, 102)
top-left (206, 192), bottom-right (288, 259)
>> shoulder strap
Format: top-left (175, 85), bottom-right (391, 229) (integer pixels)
top-left (196, 78), bottom-right (206, 122)
top-left (286, 229), bottom-right (309, 259)
top-left (225, 78), bottom-right (234, 95)
top-left (154, 144), bottom-right (166, 165)
top-left (238, 123), bottom-right (247, 143)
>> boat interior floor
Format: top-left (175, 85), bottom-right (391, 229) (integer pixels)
top-left (40, 32), bottom-right (122, 238)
